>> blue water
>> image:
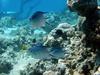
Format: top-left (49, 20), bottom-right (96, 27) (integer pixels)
top-left (0, 1), bottom-right (100, 75)
top-left (0, 0), bottom-right (100, 60)
top-left (0, 0), bottom-right (66, 20)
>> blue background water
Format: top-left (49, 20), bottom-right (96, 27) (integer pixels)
top-left (0, 0), bottom-right (79, 34)
top-left (0, 0), bottom-right (66, 20)
top-left (0, 1), bottom-right (99, 74)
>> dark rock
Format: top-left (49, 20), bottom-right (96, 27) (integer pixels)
top-left (0, 60), bottom-right (13, 74)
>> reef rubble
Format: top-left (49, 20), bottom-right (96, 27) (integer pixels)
top-left (16, 23), bottom-right (99, 75)
top-left (0, 13), bottom-right (99, 75)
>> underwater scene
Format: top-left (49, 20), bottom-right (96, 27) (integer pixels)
top-left (0, 0), bottom-right (100, 75)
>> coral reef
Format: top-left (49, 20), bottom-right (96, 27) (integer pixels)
top-left (0, 9), bottom-right (99, 75)
top-left (43, 10), bottom-right (78, 32)
top-left (0, 60), bottom-right (12, 74)
top-left (19, 23), bottom-right (98, 75)
top-left (0, 18), bottom-right (39, 74)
